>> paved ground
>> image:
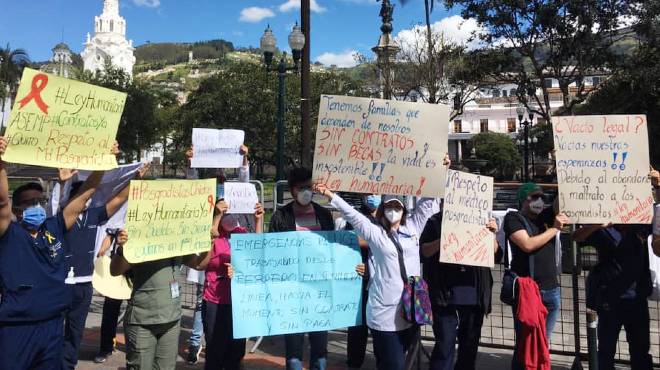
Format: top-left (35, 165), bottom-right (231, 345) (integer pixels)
top-left (75, 296), bottom-right (608, 370)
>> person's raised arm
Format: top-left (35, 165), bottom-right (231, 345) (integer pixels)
top-left (409, 154), bottom-right (451, 234)
top-left (573, 223), bottom-right (611, 243)
top-left (110, 230), bottom-right (131, 276)
top-left (106, 163), bottom-right (150, 218)
top-left (184, 251), bottom-right (209, 269)
top-left (315, 184), bottom-right (381, 245)
top-left (509, 213), bottom-right (569, 253)
top-left (238, 145), bottom-right (250, 183)
top-left (63, 142), bottom-right (119, 230)
top-left (254, 202), bottom-right (264, 234)
top-left (0, 137), bottom-right (11, 237)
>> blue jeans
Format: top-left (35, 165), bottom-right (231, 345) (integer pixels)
top-left (284, 332), bottom-right (328, 370)
top-left (371, 327), bottom-right (417, 370)
top-left (430, 305), bottom-right (484, 370)
top-left (511, 286), bottom-right (560, 370)
top-left (189, 283), bottom-right (204, 347)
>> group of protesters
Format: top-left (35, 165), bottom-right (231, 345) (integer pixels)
top-left (0, 132), bottom-right (659, 370)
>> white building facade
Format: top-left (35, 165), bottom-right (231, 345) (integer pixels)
top-left (81, 0), bottom-right (135, 76)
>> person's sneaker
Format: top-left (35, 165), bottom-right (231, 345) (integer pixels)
top-left (187, 345), bottom-right (202, 364)
top-left (93, 352), bottom-right (112, 364)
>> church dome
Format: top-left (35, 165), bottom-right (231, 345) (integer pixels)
top-left (53, 43), bottom-right (71, 52)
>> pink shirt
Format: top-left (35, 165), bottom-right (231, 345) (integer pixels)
top-left (204, 236), bottom-right (232, 304)
top-left (294, 207), bottom-right (321, 231)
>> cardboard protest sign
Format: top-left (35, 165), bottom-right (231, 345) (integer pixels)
top-left (231, 231), bottom-right (362, 338)
top-left (123, 179), bottom-right (216, 263)
top-left (4, 68), bottom-right (125, 170)
top-left (553, 115), bottom-right (653, 224)
top-left (191, 128), bottom-right (244, 168)
top-left (312, 95), bottom-right (450, 197)
top-left (224, 182), bottom-right (258, 214)
top-left (440, 170), bottom-right (495, 267)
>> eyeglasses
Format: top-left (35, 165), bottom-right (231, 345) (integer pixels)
top-left (528, 194), bottom-right (544, 201)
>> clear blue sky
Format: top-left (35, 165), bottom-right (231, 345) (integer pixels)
top-left (0, 0), bottom-right (463, 67)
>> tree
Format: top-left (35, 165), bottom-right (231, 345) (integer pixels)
top-left (0, 44), bottom-right (30, 104)
top-left (575, 1), bottom-right (660, 164)
top-left (77, 64), bottom-right (161, 161)
top-left (444, 0), bottom-right (643, 121)
top-left (471, 132), bottom-right (521, 180)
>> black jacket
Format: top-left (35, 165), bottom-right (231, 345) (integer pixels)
top-left (269, 201), bottom-right (334, 232)
top-left (420, 213), bottom-right (494, 314)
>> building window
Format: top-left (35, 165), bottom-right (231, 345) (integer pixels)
top-left (502, 90), bottom-right (508, 97)
top-left (492, 89), bottom-right (500, 97)
top-left (110, 20), bottom-right (114, 32)
top-left (507, 118), bottom-right (517, 133)
top-left (480, 119), bottom-right (489, 133)
top-left (454, 120), bottom-right (462, 133)
top-left (544, 78), bottom-right (553, 88)
top-left (592, 76), bottom-right (601, 86)
top-left (510, 88), bottom-right (517, 96)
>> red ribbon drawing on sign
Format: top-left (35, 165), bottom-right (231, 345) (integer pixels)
top-left (208, 195), bottom-right (215, 213)
top-left (18, 73), bottom-right (49, 114)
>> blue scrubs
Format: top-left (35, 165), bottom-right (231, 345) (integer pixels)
top-left (0, 213), bottom-right (72, 370)
top-left (62, 206), bottom-right (108, 370)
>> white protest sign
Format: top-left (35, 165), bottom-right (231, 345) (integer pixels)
top-left (553, 114), bottom-right (653, 224)
top-left (191, 128), bottom-right (244, 168)
top-left (439, 170), bottom-right (495, 267)
top-left (224, 182), bottom-right (258, 214)
top-left (312, 95), bottom-right (450, 197)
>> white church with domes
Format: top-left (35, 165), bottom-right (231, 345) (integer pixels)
top-left (81, 0), bottom-right (135, 76)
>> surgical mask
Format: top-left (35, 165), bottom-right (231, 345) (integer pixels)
top-left (296, 189), bottom-right (313, 206)
top-left (22, 205), bottom-right (46, 230)
top-left (365, 195), bottom-right (381, 211)
top-left (221, 214), bottom-right (240, 232)
top-left (528, 198), bottom-right (545, 214)
top-left (384, 209), bottom-right (403, 224)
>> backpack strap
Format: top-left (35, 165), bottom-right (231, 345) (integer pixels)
top-left (387, 231), bottom-right (409, 284)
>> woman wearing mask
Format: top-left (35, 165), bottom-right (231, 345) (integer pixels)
top-left (269, 167), bottom-right (334, 370)
top-left (197, 199), bottom-right (264, 370)
top-left (314, 156), bottom-right (448, 370)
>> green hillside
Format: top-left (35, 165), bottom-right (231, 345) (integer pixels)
top-left (134, 39), bottom-right (235, 67)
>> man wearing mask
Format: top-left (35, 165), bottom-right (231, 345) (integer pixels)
top-left (269, 167), bottom-right (334, 370)
top-left (503, 182), bottom-right (569, 370)
top-left (0, 137), bottom-right (112, 369)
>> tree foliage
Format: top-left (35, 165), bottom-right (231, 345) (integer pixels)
top-left (134, 39), bottom-right (234, 66)
top-left (445, 0), bottom-right (643, 121)
top-left (0, 44), bottom-right (30, 103)
top-left (471, 132), bottom-right (521, 180)
top-left (76, 64), bottom-right (163, 161)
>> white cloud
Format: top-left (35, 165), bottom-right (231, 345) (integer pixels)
top-left (279, 0), bottom-right (326, 13)
top-left (133, 0), bottom-right (160, 7)
top-left (239, 7), bottom-right (276, 23)
top-left (395, 15), bottom-right (485, 52)
top-left (316, 50), bottom-right (359, 68)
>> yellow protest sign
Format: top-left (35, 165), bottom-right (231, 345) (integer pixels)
top-left (4, 68), bottom-right (126, 170)
top-left (123, 179), bottom-right (216, 263)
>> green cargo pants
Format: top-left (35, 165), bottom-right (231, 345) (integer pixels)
top-left (125, 320), bottom-right (180, 370)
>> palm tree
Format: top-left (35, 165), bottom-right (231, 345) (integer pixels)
top-left (0, 44), bottom-right (30, 104)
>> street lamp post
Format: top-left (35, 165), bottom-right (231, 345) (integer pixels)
top-left (260, 23), bottom-right (306, 194)
top-left (372, 0), bottom-right (400, 100)
top-left (531, 136), bottom-right (538, 179)
top-left (516, 103), bottom-right (534, 182)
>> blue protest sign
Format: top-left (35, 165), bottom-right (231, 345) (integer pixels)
top-left (230, 231), bottom-right (363, 338)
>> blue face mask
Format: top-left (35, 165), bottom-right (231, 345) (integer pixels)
top-left (365, 195), bottom-right (381, 211)
top-left (22, 205), bottom-right (46, 230)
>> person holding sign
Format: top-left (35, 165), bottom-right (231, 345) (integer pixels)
top-left (196, 198), bottom-right (264, 370)
top-left (0, 136), bottom-right (111, 370)
top-left (573, 223), bottom-right (653, 370)
top-left (314, 155), bottom-right (449, 370)
top-left (419, 211), bottom-right (499, 370)
top-left (503, 183), bottom-right (569, 370)
top-left (269, 167), bottom-right (335, 370)
top-left (109, 231), bottom-right (208, 370)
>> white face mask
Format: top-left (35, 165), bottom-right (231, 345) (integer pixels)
top-left (296, 189), bottom-right (313, 206)
top-left (528, 198), bottom-right (545, 214)
top-left (221, 215), bottom-right (240, 232)
top-left (385, 209), bottom-right (403, 224)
